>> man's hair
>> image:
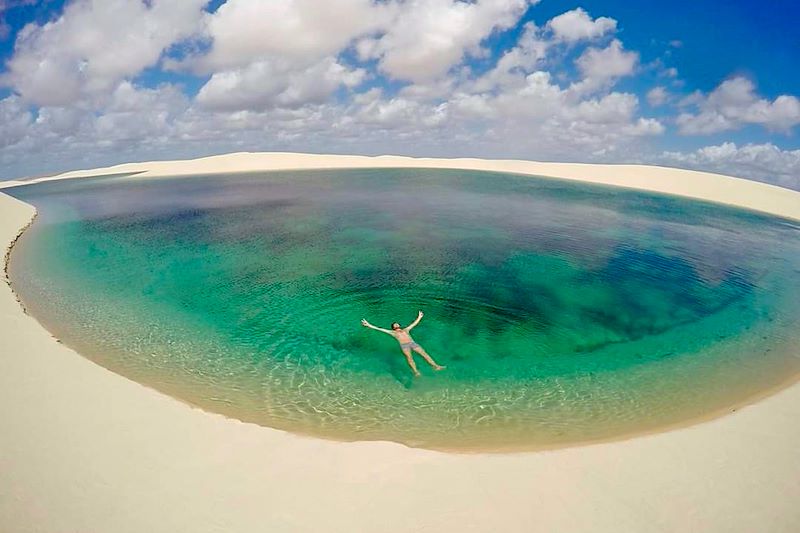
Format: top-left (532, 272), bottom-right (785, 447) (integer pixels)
top-left (392, 322), bottom-right (401, 329)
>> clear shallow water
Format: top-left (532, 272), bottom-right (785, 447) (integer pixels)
top-left (7, 169), bottom-right (800, 451)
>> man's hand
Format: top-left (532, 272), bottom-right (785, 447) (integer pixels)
top-left (406, 310), bottom-right (424, 331)
top-left (361, 319), bottom-right (370, 327)
top-left (418, 310), bottom-right (424, 318)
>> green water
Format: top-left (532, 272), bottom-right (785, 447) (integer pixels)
top-left (7, 169), bottom-right (800, 450)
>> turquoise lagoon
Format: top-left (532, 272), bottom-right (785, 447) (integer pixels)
top-left (7, 169), bottom-right (800, 450)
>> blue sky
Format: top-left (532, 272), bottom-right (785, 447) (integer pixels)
top-left (538, 0), bottom-right (799, 93)
top-left (0, 0), bottom-right (798, 188)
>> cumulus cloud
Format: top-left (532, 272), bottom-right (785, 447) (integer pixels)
top-left (196, 57), bottom-right (365, 111)
top-left (192, 0), bottom-right (536, 111)
top-left (469, 22), bottom-right (548, 92)
top-left (361, 0), bottom-right (535, 82)
top-left (646, 86), bottom-right (668, 107)
top-left (179, 0), bottom-right (393, 113)
top-left (93, 82), bottom-right (190, 145)
top-left (0, 80), bottom-right (196, 176)
top-left (661, 67), bottom-right (678, 79)
top-left (677, 77), bottom-right (800, 135)
top-left (197, 0), bottom-right (391, 70)
top-left (2, 0), bottom-right (206, 106)
top-left (0, 95), bottom-right (32, 148)
top-left (573, 39), bottom-right (638, 93)
top-left (193, 0), bottom-right (535, 108)
top-left (662, 142), bottom-right (800, 189)
top-left (546, 8), bottom-right (616, 42)
top-left (444, 71), bottom-right (663, 158)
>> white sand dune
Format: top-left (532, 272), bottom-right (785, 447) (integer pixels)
top-left (1, 153), bottom-right (799, 533)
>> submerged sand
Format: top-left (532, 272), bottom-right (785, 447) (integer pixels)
top-left (1, 153), bottom-right (799, 532)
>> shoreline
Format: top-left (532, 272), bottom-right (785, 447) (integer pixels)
top-left (3, 210), bottom-right (36, 317)
top-left (2, 153), bottom-right (800, 532)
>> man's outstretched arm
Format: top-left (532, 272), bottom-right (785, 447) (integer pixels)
top-left (361, 319), bottom-right (393, 334)
top-left (406, 310), bottom-right (424, 330)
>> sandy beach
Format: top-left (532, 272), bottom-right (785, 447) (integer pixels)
top-left (2, 153), bottom-right (800, 533)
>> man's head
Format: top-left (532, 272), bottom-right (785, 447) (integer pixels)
top-left (391, 322), bottom-right (402, 330)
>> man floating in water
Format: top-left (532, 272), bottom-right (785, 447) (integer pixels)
top-left (361, 310), bottom-right (446, 376)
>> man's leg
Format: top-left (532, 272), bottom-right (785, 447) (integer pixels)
top-left (403, 348), bottom-right (421, 376)
top-left (413, 345), bottom-right (445, 370)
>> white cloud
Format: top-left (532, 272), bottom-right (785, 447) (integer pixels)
top-left (188, 0), bottom-right (383, 113)
top-left (576, 39), bottom-right (638, 80)
top-left (647, 86), bottom-right (668, 107)
top-left (26, 81), bottom-right (190, 151)
top-left (93, 82), bottom-right (190, 145)
top-left (198, 0), bottom-right (391, 70)
top-left (329, 74), bottom-right (663, 162)
top-left (470, 22), bottom-right (548, 92)
top-left (2, 63), bottom-right (666, 179)
top-left (546, 8), bottom-right (616, 43)
top-left (3, 0), bottom-right (206, 106)
top-left (198, 0), bottom-right (534, 87)
top-left (661, 67), bottom-right (678, 79)
top-left (473, 21), bottom-right (632, 97)
top-left (573, 39), bottom-right (638, 93)
top-left (677, 77), bottom-right (800, 135)
top-left (572, 92), bottom-right (638, 123)
top-left (193, 0), bottom-right (534, 110)
top-left (0, 95), bottom-right (32, 148)
top-left (662, 142), bottom-right (800, 190)
top-left (445, 70), bottom-right (664, 158)
top-left (363, 0), bottom-right (535, 82)
top-left (197, 57), bottom-right (365, 111)
top-left (342, 89), bottom-right (450, 131)
top-left (0, 80), bottom-right (198, 177)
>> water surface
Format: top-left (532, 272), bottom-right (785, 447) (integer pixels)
top-left (8, 169), bottom-right (800, 450)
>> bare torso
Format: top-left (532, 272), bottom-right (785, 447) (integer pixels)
top-left (391, 329), bottom-right (414, 344)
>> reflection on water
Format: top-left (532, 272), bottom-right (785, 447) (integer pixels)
top-left (8, 168), bottom-right (800, 450)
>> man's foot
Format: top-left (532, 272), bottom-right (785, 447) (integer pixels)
top-left (413, 370), bottom-right (422, 377)
top-left (433, 365), bottom-right (446, 371)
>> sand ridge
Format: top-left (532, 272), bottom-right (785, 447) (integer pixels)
top-left (3, 151), bottom-right (800, 222)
